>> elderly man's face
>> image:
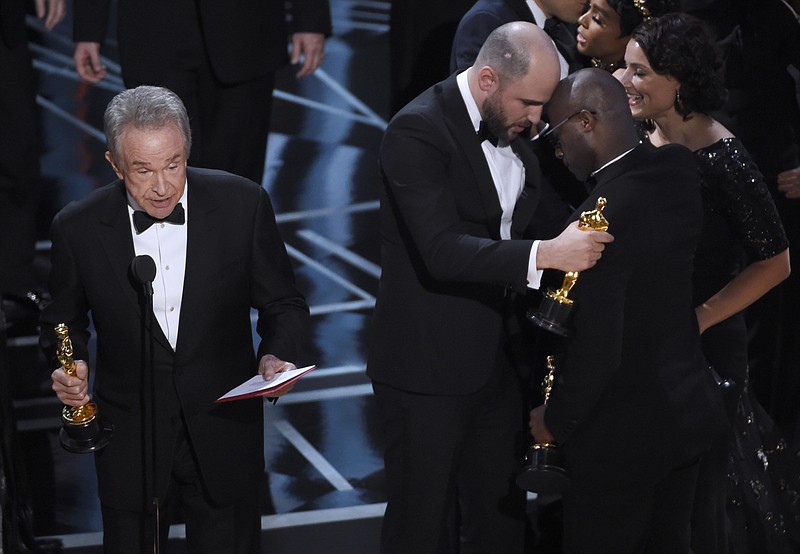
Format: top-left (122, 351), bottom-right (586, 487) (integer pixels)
top-left (105, 123), bottom-right (187, 219)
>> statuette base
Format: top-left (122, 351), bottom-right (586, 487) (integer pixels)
top-left (516, 444), bottom-right (570, 496)
top-left (60, 418), bottom-right (114, 453)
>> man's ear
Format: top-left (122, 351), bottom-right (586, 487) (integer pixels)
top-left (105, 151), bottom-right (124, 180)
top-left (578, 110), bottom-right (596, 134)
top-left (477, 66), bottom-right (499, 93)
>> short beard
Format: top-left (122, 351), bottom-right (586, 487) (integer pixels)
top-left (481, 93), bottom-right (509, 146)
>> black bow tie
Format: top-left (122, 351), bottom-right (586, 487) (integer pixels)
top-left (544, 18), bottom-right (572, 57)
top-left (543, 17), bottom-right (560, 37)
top-left (132, 203), bottom-right (185, 233)
top-left (477, 121), bottom-right (500, 147)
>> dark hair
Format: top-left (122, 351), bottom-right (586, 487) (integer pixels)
top-left (607, 0), bottom-right (679, 37)
top-left (631, 13), bottom-right (727, 117)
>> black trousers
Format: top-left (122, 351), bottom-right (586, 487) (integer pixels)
top-left (373, 364), bottom-right (527, 554)
top-left (123, 0), bottom-right (275, 185)
top-left (562, 457), bottom-right (701, 554)
top-left (101, 426), bottom-right (260, 553)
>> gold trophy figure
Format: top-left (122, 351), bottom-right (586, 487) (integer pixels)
top-left (56, 323), bottom-right (113, 453)
top-left (516, 356), bottom-right (569, 495)
top-left (528, 197), bottom-right (610, 336)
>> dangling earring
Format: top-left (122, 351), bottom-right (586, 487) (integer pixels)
top-left (675, 89), bottom-right (685, 114)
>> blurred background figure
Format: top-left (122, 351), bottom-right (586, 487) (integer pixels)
top-left (1, 2), bottom-right (65, 550)
top-left (390, 0), bottom-right (474, 114)
top-left (450, 0), bottom-right (588, 75)
top-left (0, 0), bottom-right (63, 325)
top-left (72, 0), bottom-right (331, 185)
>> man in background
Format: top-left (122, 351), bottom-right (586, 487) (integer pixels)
top-left (0, 0), bottom-right (64, 321)
top-left (72, 0), bottom-right (331, 184)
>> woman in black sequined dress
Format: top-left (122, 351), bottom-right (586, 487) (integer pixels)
top-left (617, 13), bottom-right (796, 554)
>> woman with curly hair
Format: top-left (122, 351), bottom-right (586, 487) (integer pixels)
top-left (575, 0), bottom-right (678, 72)
top-left (618, 12), bottom-right (796, 554)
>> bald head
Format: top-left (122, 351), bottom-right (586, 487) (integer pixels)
top-left (550, 68), bottom-right (633, 128)
top-left (474, 21), bottom-right (560, 84)
top-left (469, 22), bottom-right (561, 143)
top-left (545, 68), bottom-right (639, 181)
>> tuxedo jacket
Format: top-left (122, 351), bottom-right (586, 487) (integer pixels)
top-left (367, 73), bottom-right (570, 396)
top-left (450, 0), bottom-right (586, 74)
top-left (40, 168), bottom-right (310, 511)
top-left (0, 0), bottom-right (25, 48)
top-left (73, 0), bottom-right (332, 85)
top-left (544, 143), bottom-right (728, 491)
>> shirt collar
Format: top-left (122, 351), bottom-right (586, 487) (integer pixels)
top-left (457, 68), bottom-right (483, 134)
top-left (527, 0), bottom-right (546, 28)
top-left (591, 142), bottom-right (641, 178)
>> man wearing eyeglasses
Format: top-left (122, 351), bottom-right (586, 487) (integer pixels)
top-left (528, 68), bottom-right (727, 552)
top-left (368, 22), bottom-right (614, 553)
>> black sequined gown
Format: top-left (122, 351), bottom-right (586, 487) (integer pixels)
top-left (691, 137), bottom-right (798, 554)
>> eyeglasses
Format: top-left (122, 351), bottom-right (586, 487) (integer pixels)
top-left (530, 109), bottom-right (597, 147)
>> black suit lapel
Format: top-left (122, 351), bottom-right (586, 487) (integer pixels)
top-left (439, 75), bottom-right (504, 231)
top-left (97, 182), bottom-right (173, 353)
top-left (533, 7), bottom-right (588, 74)
top-left (591, 143), bottom-right (652, 197)
top-left (510, 137), bottom-right (541, 239)
top-left (508, 0), bottom-right (536, 22)
top-left (175, 171), bottom-right (220, 357)
top-left (548, 21), bottom-right (588, 73)
top-left (97, 183), bottom-right (139, 313)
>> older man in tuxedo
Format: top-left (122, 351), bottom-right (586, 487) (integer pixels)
top-left (41, 86), bottom-right (310, 552)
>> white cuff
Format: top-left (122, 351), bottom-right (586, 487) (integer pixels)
top-left (527, 240), bottom-right (543, 290)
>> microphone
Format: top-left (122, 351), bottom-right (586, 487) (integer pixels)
top-left (130, 255), bottom-right (157, 297)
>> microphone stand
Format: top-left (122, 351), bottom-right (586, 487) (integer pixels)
top-left (143, 280), bottom-right (160, 554)
top-left (132, 256), bottom-right (160, 554)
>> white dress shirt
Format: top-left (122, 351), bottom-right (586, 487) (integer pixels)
top-left (457, 70), bottom-right (543, 289)
top-left (127, 183), bottom-right (188, 350)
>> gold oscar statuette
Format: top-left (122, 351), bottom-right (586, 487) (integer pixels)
top-left (56, 323), bottom-right (113, 453)
top-left (528, 197), bottom-right (610, 336)
top-left (516, 355), bottom-right (570, 495)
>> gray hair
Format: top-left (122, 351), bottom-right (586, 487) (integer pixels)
top-left (104, 85), bottom-right (192, 164)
